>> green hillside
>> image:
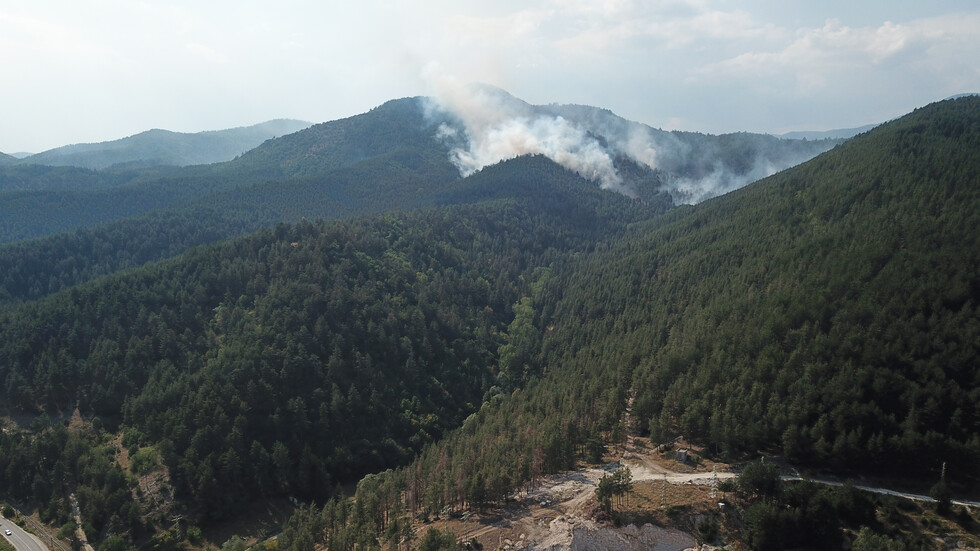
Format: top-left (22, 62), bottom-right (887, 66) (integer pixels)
top-left (0, 206), bottom-right (267, 306)
top-left (0, 156), bottom-right (644, 530)
top-left (0, 144), bottom-right (459, 306)
top-left (209, 96), bottom-right (980, 551)
top-left (223, 98), bottom-right (444, 180)
top-left (1, 95), bottom-right (977, 549)
top-left (0, 93), bottom-right (833, 248)
top-left (0, 99), bottom-right (453, 245)
top-left (0, 164), bottom-right (147, 193)
top-left (567, 96), bottom-right (980, 479)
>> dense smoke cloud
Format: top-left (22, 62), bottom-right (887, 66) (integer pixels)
top-left (423, 81), bottom-right (836, 204)
top-left (423, 80), bottom-right (630, 195)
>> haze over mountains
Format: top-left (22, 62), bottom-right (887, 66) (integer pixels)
top-left (5, 119), bottom-right (311, 170)
top-left (776, 124), bottom-right (879, 140)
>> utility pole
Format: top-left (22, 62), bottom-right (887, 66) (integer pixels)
top-left (660, 474), bottom-right (667, 510)
top-left (170, 516), bottom-right (183, 540)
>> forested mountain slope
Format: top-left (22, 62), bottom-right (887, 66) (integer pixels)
top-left (1, 95), bottom-right (976, 549)
top-left (0, 206), bottom-right (267, 306)
top-left (0, 147), bottom-right (461, 307)
top-left (157, 96), bottom-right (980, 551)
top-left (571, 95), bottom-right (980, 481)
top-left (0, 99), bottom-right (456, 245)
top-left (392, 95), bottom-right (980, 516)
top-left (17, 119), bottom-right (311, 170)
top-left (0, 92), bottom-right (834, 248)
top-left (0, 164), bottom-right (148, 193)
top-left (0, 156), bottom-right (646, 529)
top-left (222, 98), bottom-right (446, 180)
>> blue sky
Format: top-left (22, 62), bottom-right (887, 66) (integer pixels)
top-left (1, 0), bottom-right (978, 153)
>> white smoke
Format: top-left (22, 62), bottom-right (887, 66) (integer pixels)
top-left (421, 76), bottom-right (836, 204)
top-left (449, 116), bottom-right (624, 191)
top-left (668, 158), bottom-right (780, 205)
top-left (422, 78), bottom-right (631, 195)
top-left (621, 125), bottom-right (663, 170)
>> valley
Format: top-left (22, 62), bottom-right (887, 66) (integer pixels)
top-left (1, 93), bottom-right (979, 550)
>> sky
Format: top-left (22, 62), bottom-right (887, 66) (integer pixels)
top-left (2, 0), bottom-right (979, 154)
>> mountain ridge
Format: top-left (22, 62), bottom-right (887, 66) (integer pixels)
top-left (17, 119), bottom-right (311, 169)
top-left (776, 123), bottom-right (879, 140)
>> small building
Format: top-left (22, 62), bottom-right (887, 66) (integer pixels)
top-left (676, 449), bottom-right (689, 463)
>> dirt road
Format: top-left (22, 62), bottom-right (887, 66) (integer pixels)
top-left (458, 439), bottom-right (708, 550)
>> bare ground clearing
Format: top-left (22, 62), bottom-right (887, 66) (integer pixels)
top-left (440, 437), bottom-right (729, 550)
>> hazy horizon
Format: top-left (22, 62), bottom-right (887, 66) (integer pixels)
top-left (2, 1), bottom-right (978, 153)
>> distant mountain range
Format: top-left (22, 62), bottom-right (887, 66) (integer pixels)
top-left (776, 123), bottom-right (879, 140)
top-left (8, 119), bottom-right (311, 169)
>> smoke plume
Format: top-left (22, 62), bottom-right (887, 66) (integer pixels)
top-left (423, 81), bottom-right (837, 204)
top-left (423, 80), bottom-right (631, 195)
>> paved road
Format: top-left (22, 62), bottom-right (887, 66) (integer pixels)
top-left (790, 477), bottom-right (980, 509)
top-left (0, 515), bottom-right (50, 551)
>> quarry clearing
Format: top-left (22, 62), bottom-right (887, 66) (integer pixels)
top-left (441, 437), bottom-right (732, 551)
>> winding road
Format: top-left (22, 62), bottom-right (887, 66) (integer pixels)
top-left (0, 514), bottom-right (50, 551)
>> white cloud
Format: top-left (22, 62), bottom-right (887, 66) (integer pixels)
top-left (446, 9), bottom-right (551, 45)
top-left (694, 13), bottom-right (980, 92)
top-left (0, 9), bottom-right (112, 58)
top-left (530, 1), bottom-right (776, 55)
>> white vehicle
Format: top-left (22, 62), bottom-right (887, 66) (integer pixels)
top-left (4, 529), bottom-right (11, 536)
